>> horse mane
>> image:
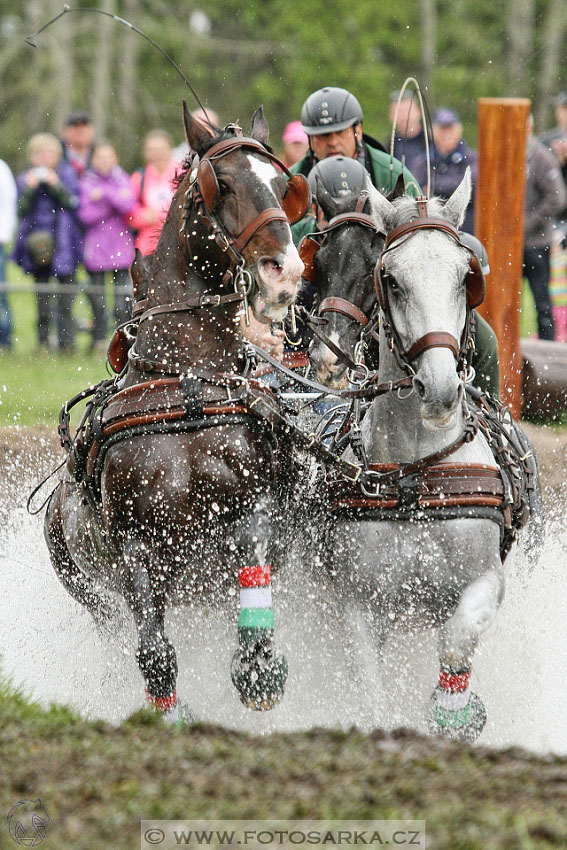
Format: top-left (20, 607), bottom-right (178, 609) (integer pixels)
top-left (331, 191), bottom-right (365, 216)
top-left (384, 195), bottom-right (448, 229)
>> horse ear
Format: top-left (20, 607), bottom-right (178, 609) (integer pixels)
top-left (130, 248), bottom-right (152, 300)
top-left (315, 175), bottom-right (339, 221)
top-left (182, 100), bottom-right (212, 154)
top-left (387, 172), bottom-right (406, 201)
top-left (443, 166), bottom-right (472, 228)
top-left (251, 105), bottom-right (270, 145)
top-left (365, 180), bottom-right (394, 232)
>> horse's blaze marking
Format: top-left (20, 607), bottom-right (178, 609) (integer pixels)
top-left (246, 155), bottom-right (280, 203)
top-left (238, 564), bottom-right (274, 629)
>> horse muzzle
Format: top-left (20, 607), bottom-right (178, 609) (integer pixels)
top-left (414, 366), bottom-right (463, 431)
top-left (309, 341), bottom-right (349, 389)
top-left (254, 249), bottom-right (302, 313)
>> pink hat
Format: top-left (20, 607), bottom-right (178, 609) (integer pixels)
top-left (282, 120), bottom-right (308, 145)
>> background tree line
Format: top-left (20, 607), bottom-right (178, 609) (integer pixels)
top-left (1, 0), bottom-right (566, 173)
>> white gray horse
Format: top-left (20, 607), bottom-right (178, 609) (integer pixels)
top-left (328, 171), bottom-right (510, 742)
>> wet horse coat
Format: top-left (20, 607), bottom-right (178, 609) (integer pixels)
top-left (311, 173), bottom-right (520, 741)
top-left (44, 105), bottom-right (308, 717)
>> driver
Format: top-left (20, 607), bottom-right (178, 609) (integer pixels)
top-left (242, 87), bottom-right (418, 358)
top-left (295, 154), bottom-right (501, 398)
top-left (290, 86), bottom-right (420, 244)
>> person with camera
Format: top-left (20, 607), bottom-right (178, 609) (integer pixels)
top-left (13, 133), bottom-right (82, 352)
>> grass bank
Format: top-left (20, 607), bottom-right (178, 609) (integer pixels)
top-left (0, 263), bottom-right (111, 426)
top-left (0, 676), bottom-right (566, 850)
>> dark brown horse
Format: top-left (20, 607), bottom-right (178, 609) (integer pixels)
top-left (44, 104), bottom-right (309, 721)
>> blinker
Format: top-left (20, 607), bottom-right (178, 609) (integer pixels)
top-left (195, 136), bottom-right (309, 224)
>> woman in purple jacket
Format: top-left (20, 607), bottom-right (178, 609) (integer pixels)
top-left (78, 140), bottom-right (136, 349)
top-left (13, 133), bottom-right (82, 352)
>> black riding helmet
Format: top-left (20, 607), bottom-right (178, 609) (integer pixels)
top-left (459, 231), bottom-right (490, 275)
top-left (307, 156), bottom-right (367, 202)
top-left (301, 87), bottom-right (363, 135)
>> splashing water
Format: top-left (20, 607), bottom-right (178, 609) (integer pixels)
top-left (0, 491), bottom-right (565, 754)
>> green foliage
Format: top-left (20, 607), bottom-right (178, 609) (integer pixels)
top-left (1, 1), bottom-right (565, 176)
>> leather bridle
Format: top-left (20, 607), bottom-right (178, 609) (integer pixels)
top-left (299, 201), bottom-right (383, 374)
top-left (184, 133), bottom-right (310, 271)
top-left (374, 209), bottom-right (484, 376)
top-left (128, 131), bottom-right (310, 376)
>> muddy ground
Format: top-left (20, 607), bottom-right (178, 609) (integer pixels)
top-left (1, 424), bottom-right (566, 850)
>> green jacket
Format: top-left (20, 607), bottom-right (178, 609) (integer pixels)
top-left (290, 136), bottom-right (419, 244)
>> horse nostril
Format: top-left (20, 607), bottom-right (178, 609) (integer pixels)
top-left (413, 376), bottom-right (427, 400)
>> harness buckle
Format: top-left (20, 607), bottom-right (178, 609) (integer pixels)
top-left (343, 462), bottom-right (361, 483)
top-left (235, 268), bottom-right (254, 327)
top-left (359, 469), bottom-right (383, 497)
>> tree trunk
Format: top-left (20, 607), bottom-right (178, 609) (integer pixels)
top-left (116, 0), bottom-right (140, 167)
top-left (90, 0), bottom-right (115, 138)
top-left (420, 0), bottom-right (436, 99)
top-left (507, 0), bottom-right (535, 96)
top-left (535, 0), bottom-right (567, 131)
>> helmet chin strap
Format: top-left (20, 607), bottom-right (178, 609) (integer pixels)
top-left (354, 124), bottom-right (365, 162)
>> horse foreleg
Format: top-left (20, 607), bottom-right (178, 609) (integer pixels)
top-left (429, 567), bottom-right (504, 743)
top-left (122, 540), bottom-right (179, 723)
top-left (230, 506), bottom-right (288, 711)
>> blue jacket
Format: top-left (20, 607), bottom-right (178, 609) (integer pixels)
top-left (13, 160), bottom-right (83, 276)
top-left (413, 139), bottom-right (478, 234)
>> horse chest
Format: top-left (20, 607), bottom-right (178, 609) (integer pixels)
top-left (331, 517), bottom-right (500, 611)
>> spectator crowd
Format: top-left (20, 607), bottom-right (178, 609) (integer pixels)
top-left (1, 91), bottom-right (567, 355)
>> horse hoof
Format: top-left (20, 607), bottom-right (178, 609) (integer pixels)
top-left (231, 646), bottom-right (288, 711)
top-left (428, 690), bottom-right (487, 744)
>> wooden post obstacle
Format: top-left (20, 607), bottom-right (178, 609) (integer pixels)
top-left (475, 97), bottom-right (531, 419)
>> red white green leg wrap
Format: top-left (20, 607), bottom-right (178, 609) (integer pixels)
top-left (434, 668), bottom-right (472, 727)
top-left (238, 564), bottom-right (274, 645)
top-left (145, 688), bottom-right (179, 724)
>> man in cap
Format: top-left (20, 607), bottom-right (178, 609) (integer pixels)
top-left (412, 108), bottom-right (478, 234)
top-left (61, 110), bottom-right (95, 177)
